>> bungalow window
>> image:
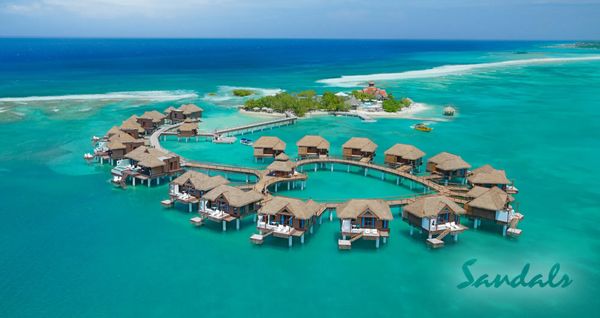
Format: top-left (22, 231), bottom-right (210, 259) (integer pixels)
top-left (362, 217), bottom-right (375, 228)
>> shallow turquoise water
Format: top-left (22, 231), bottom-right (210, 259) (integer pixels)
top-left (1, 40), bottom-right (599, 317)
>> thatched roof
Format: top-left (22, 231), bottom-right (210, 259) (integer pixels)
top-left (267, 160), bottom-right (296, 173)
top-left (342, 137), bottom-right (377, 153)
top-left (105, 126), bottom-right (123, 138)
top-left (125, 146), bottom-right (177, 168)
top-left (259, 197), bottom-right (321, 219)
top-left (465, 186), bottom-right (490, 198)
top-left (403, 196), bottom-right (465, 218)
top-left (178, 120), bottom-right (198, 132)
top-left (202, 185), bottom-right (263, 207)
top-left (275, 153), bottom-right (289, 161)
top-left (296, 135), bottom-right (330, 150)
top-left (164, 106), bottom-right (179, 113)
top-left (120, 117), bottom-right (145, 133)
top-left (178, 104), bottom-right (203, 115)
top-left (428, 152), bottom-right (471, 171)
top-left (336, 199), bottom-right (393, 220)
top-left (139, 110), bottom-right (166, 123)
top-left (468, 165), bottom-right (510, 185)
top-left (171, 170), bottom-right (229, 191)
top-left (106, 132), bottom-right (142, 150)
top-left (467, 187), bottom-right (513, 211)
top-left (384, 144), bottom-right (425, 160)
top-left (253, 136), bottom-right (286, 151)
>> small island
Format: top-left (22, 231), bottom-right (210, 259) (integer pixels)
top-left (232, 89), bottom-right (255, 97)
top-left (243, 82), bottom-right (414, 117)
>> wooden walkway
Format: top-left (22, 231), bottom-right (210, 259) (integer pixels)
top-left (213, 116), bottom-right (297, 136)
top-left (184, 161), bottom-right (262, 178)
top-left (331, 111), bottom-right (374, 122)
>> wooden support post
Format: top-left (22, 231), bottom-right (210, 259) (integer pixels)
top-left (236, 219), bottom-right (240, 231)
top-left (502, 225), bottom-right (507, 237)
top-left (147, 179), bottom-right (151, 187)
top-left (381, 172), bottom-right (384, 180)
top-left (454, 234), bottom-right (458, 242)
top-left (310, 225), bottom-right (313, 234)
top-left (383, 237), bottom-right (387, 244)
top-left (329, 210), bottom-right (333, 222)
top-left (188, 203), bottom-right (192, 213)
top-left (300, 234), bottom-right (305, 244)
top-left (474, 218), bottom-right (478, 229)
top-left (375, 238), bottom-right (380, 249)
top-left (364, 168), bottom-right (368, 176)
top-left (396, 177), bottom-right (399, 185)
top-left (288, 236), bottom-right (293, 247)
top-left (132, 178), bottom-right (136, 187)
top-left (331, 164), bottom-right (334, 172)
top-left (347, 165), bottom-right (350, 173)
top-left (222, 220), bottom-right (227, 232)
top-left (410, 226), bottom-right (413, 236)
top-left (314, 164), bottom-right (317, 172)
top-left (287, 182), bottom-right (290, 190)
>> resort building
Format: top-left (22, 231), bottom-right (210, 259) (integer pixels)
top-left (119, 115), bottom-right (145, 138)
top-left (362, 81), bottom-right (388, 100)
top-left (266, 153), bottom-right (296, 177)
top-left (252, 136), bottom-right (286, 160)
top-left (465, 186), bottom-right (523, 237)
top-left (118, 146), bottom-right (182, 186)
top-left (336, 199), bottom-right (393, 250)
top-left (402, 196), bottom-right (468, 248)
top-left (177, 119), bottom-right (198, 140)
top-left (167, 170), bottom-right (229, 212)
top-left (384, 143), bottom-right (425, 172)
top-left (106, 131), bottom-right (144, 164)
top-left (197, 185), bottom-right (263, 231)
top-left (426, 152), bottom-right (471, 183)
top-left (136, 110), bottom-right (166, 134)
top-left (251, 197), bottom-right (323, 247)
top-left (342, 137), bottom-right (377, 162)
top-left (468, 164), bottom-right (512, 191)
top-left (163, 106), bottom-right (184, 124)
top-left (178, 104), bottom-right (203, 120)
top-left (296, 135), bottom-right (330, 159)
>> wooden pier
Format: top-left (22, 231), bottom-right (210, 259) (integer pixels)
top-left (331, 111), bottom-right (375, 122)
top-left (214, 116), bottom-right (297, 137)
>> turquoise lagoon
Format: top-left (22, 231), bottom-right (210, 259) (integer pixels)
top-left (0, 39), bottom-right (599, 317)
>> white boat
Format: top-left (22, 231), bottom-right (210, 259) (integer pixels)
top-left (83, 153), bottom-right (94, 160)
top-left (240, 138), bottom-right (253, 146)
top-left (213, 136), bottom-right (237, 144)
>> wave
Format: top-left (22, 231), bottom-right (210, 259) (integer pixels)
top-left (0, 90), bottom-right (198, 103)
top-left (317, 56), bottom-right (600, 87)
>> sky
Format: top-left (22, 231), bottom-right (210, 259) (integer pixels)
top-left (0, 0), bottom-right (599, 39)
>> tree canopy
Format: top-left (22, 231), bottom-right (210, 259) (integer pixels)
top-left (243, 91), bottom-right (349, 116)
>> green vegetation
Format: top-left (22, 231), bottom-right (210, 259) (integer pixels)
top-left (232, 89), bottom-right (255, 97)
top-left (382, 95), bottom-right (413, 113)
top-left (351, 90), bottom-right (375, 101)
top-left (243, 91), bottom-right (349, 117)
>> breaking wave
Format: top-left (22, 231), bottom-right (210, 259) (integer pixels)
top-left (317, 56), bottom-right (600, 87)
top-left (0, 90), bottom-right (198, 103)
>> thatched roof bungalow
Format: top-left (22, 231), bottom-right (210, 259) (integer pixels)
top-left (201, 185), bottom-right (263, 230)
top-left (426, 152), bottom-right (471, 182)
top-left (384, 144), bottom-right (425, 171)
top-left (177, 119), bottom-right (198, 138)
top-left (125, 146), bottom-right (181, 179)
top-left (468, 165), bottom-right (511, 189)
top-left (296, 135), bottom-right (330, 159)
top-left (342, 137), bottom-right (377, 162)
top-left (336, 199), bottom-right (392, 249)
top-left (120, 115), bottom-right (145, 138)
top-left (178, 104), bottom-right (203, 120)
top-left (253, 136), bottom-right (286, 159)
top-left (465, 186), bottom-right (522, 236)
top-left (402, 196), bottom-right (467, 247)
top-left (137, 110), bottom-right (166, 133)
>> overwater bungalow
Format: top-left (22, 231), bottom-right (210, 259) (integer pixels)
top-left (266, 153), bottom-right (296, 177)
top-left (384, 143), bottom-right (425, 172)
top-left (178, 103), bottom-right (203, 120)
top-left (336, 199), bottom-right (392, 250)
top-left (167, 170), bottom-right (229, 212)
top-left (465, 186), bottom-right (523, 237)
top-left (402, 196), bottom-right (468, 248)
top-left (251, 197), bottom-right (323, 247)
top-left (468, 164), bottom-right (513, 192)
top-left (115, 146), bottom-right (182, 186)
top-left (104, 126), bottom-right (123, 140)
top-left (177, 119), bottom-right (199, 140)
top-left (342, 137), bottom-right (377, 163)
top-left (252, 136), bottom-right (286, 160)
top-left (426, 152), bottom-right (471, 184)
top-left (198, 185), bottom-right (263, 231)
top-left (136, 110), bottom-right (166, 134)
top-left (164, 106), bottom-right (184, 124)
top-left (119, 115), bottom-right (145, 138)
top-left (296, 135), bottom-right (330, 159)
top-left (106, 131), bottom-right (144, 164)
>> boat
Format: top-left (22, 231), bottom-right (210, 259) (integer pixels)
top-left (414, 123), bottom-right (433, 132)
top-left (212, 136), bottom-right (237, 144)
top-left (83, 153), bottom-right (94, 160)
top-left (240, 138), bottom-right (253, 146)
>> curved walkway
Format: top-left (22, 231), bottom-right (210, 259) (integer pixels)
top-left (149, 124), bottom-right (465, 206)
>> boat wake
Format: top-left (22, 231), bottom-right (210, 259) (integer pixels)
top-left (317, 56), bottom-right (600, 87)
top-left (0, 90), bottom-right (198, 103)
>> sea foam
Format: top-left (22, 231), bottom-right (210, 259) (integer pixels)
top-left (317, 56), bottom-right (600, 87)
top-left (0, 90), bottom-right (198, 103)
